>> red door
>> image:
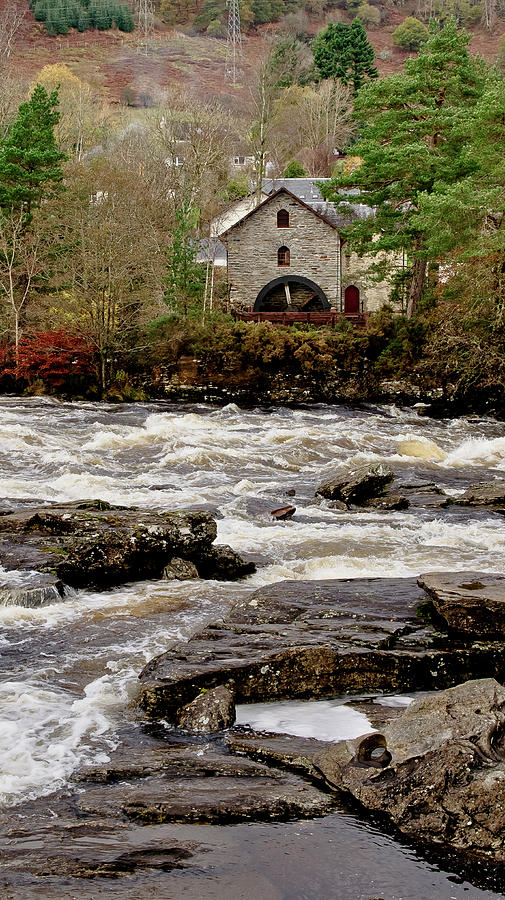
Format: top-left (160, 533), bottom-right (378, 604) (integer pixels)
top-left (344, 285), bottom-right (360, 315)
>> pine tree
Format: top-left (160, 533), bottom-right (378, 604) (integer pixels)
top-left (312, 19), bottom-right (377, 93)
top-left (348, 19), bottom-right (378, 93)
top-left (0, 84), bottom-right (66, 220)
top-left (323, 22), bottom-right (486, 316)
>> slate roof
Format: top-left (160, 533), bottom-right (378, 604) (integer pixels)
top-left (262, 177), bottom-right (374, 228)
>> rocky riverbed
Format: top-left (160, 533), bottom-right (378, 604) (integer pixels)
top-left (2, 398), bottom-right (505, 898)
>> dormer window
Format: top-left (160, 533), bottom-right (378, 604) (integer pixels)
top-left (277, 209), bottom-right (289, 228)
top-left (278, 246), bottom-right (290, 267)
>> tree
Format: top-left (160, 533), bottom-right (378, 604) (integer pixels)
top-left (312, 19), bottom-right (378, 93)
top-left (0, 84), bottom-right (66, 220)
top-left (322, 22), bottom-right (487, 317)
top-left (45, 157), bottom-right (169, 394)
top-left (412, 79), bottom-right (505, 323)
top-left (284, 159), bottom-right (307, 177)
top-left (392, 16), bottom-right (429, 50)
top-left (0, 1), bottom-right (25, 63)
top-left (164, 203), bottom-right (203, 316)
top-left (0, 205), bottom-right (50, 355)
top-left (271, 79), bottom-right (354, 175)
top-left (31, 64), bottom-right (100, 160)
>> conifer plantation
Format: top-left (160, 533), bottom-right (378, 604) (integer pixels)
top-left (29, 0), bottom-right (134, 35)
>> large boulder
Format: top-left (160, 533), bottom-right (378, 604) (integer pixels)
top-left (419, 571), bottom-right (505, 637)
top-left (314, 679), bottom-right (505, 866)
top-left (316, 464), bottom-right (395, 506)
top-left (0, 501), bottom-right (254, 591)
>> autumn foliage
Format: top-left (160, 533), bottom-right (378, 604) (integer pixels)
top-left (4, 331), bottom-right (95, 390)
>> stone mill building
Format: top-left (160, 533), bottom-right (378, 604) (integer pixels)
top-left (220, 178), bottom-right (400, 318)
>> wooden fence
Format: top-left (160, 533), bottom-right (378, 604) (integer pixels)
top-left (234, 311), bottom-right (368, 327)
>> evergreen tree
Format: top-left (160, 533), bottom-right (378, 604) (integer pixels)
top-left (312, 19), bottom-right (377, 93)
top-left (323, 22), bottom-right (486, 316)
top-left (0, 85), bottom-right (66, 220)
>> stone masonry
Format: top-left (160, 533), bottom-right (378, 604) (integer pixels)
top-left (223, 190), bottom-right (341, 310)
top-left (222, 187), bottom-right (401, 314)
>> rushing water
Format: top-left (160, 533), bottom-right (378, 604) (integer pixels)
top-left (1, 397), bottom-right (505, 897)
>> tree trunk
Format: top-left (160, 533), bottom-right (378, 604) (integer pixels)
top-left (406, 258), bottom-right (427, 318)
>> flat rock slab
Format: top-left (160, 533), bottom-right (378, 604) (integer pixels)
top-left (456, 481), bottom-right (505, 507)
top-left (419, 571), bottom-right (505, 636)
top-left (77, 772), bottom-right (334, 825)
top-left (0, 501), bottom-right (253, 590)
top-left (139, 577), bottom-right (505, 720)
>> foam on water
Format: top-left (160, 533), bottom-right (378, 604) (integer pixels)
top-left (235, 698), bottom-right (375, 742)
top-left (0, 399), bottom-right (504, 808)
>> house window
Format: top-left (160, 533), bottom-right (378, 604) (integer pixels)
top-left (278, 246), bottom-right (290, 267)
top-left (277, 209), bottom-right (289, 228)
top-left (234, 156), bottom-right (245, 165)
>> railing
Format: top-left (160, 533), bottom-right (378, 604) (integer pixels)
top-left (234, 311), bottom-right (368, 327)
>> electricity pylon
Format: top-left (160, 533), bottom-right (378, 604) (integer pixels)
top-left (225, 0), bottom-right (242, 85)
top-left (136, 0), bottom-right (154, 55)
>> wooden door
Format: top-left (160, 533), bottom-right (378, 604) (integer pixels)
top-left (344, 285), bottom-right (360, 315)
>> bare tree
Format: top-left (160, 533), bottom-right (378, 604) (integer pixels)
top-left (0, 207), bottom-right (47, 358)
top-left (0, 1), bottom-right (25, 64)
top-left (271, 80), bottom-right (354, 176)
top-left (46, 158), bottom-right (169, 392)
top-left (481, 0), bottom-right (498, 30)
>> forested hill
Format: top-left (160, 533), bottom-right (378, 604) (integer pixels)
top-left (2, 0), bottom-right (504, 105)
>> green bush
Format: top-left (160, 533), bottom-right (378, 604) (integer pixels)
top-left (392, 17), bottom-right (429, 51)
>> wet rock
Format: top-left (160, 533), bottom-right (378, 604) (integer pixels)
top-left (76, 771), bottom-right (334, 825)
top-left (0, 502), bottom-right (251, 590)
top-left (139, 576), bottom-right (505, 721)
top-left (394, 482), bottom-right (452, 509)
top-left (0, 573), bottom-right (66, 608)
top-left (178, 685), bottom-right (236, 733)
top-left (456, 481), bottom-right (505, 508)
top-left (365, 493), bottom-right (410, 511)
top-left (194, 544), bottom-right (256, 581)
top-left (316, 464), bottom-right (394, 506)
top-left (162, 557), bottom-right (199, 581)
top-left (226, 730), bottom-right (329, 781)
top-left (315, 679), bottom-right (505, 867)
top-left (418, 571), bottom-right (505, 637)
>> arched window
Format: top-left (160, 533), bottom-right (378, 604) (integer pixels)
top-left (277, 209), bottom-right (289, 228)
top-left (278, 246), bottom-right (290, 267)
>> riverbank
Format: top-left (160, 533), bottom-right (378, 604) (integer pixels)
top-left (3, 306), bottom-right (505, 417)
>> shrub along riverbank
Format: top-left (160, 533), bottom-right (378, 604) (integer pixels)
top-left (1, 302), bottom-right (505, 417)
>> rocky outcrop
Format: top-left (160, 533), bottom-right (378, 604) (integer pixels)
top-left (314, 679), bottom-right (505, 866)
top-left (316, 464), bottom-right (395, 506)
top-left (139, 575), bottom-right (505, 721)
top-left (223, 680), bottom-right (505, 868)
top-left (456, 481), bottom-right (505, 508)
top-left (0, 501), bottom-right (255, 592)
top-left (178, 685), bottom-right (235, 733)
top-left (418, 571), bottom-right (505, 637)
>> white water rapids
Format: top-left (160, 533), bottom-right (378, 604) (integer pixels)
top-left (0, 397), bottom-right (504, 810)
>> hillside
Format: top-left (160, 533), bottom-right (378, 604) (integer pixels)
top-left (3, 0), bottom-right (504, 106)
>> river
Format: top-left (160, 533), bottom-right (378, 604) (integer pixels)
top-left (1, 397), bottom-right (505, 899)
